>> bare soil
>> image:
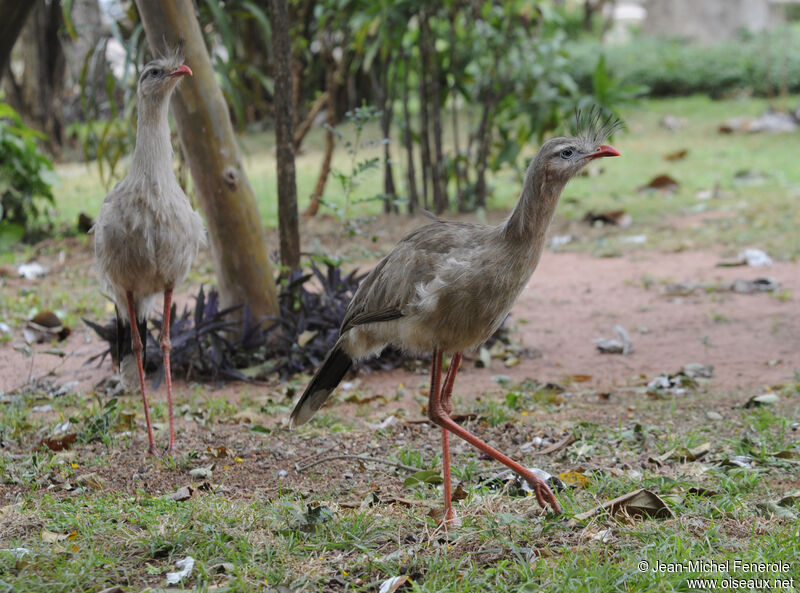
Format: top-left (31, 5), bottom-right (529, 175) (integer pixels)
top-left (2, 235), bottom-right (796, 400)
top-left (1, 213), bottom-right (798, 506)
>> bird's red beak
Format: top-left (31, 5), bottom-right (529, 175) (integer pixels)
top-left (584, 144), bottom-right (621, 160)
top-left (169, 64), bottom-right (193, 78)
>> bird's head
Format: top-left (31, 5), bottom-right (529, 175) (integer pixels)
top-left (137, 48), bottom-right (193, 102)
top-left (536, 109), bottom-right (622, 182)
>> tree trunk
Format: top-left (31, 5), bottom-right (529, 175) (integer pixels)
top-left (291, 56), bottom-right (303, 128)
top-left (294, 91), bottom-right (327, 149)
top-left (268, 0), bottom-right (300, 272)
top-left (417, 17), bottom-right (432, 212)
top-left (373, 61), bottom-right (396, 214)
top-left (289, 0), bottom-right (313, 128)
top-left (63, 0), bottom-right (106, 88)
top-left (473, 99), bottom-right (494, 209)
top-left (3, 0), bottom-right (66, 150)
top-left (401, 54), bottom-right (418, 215)
top-left (449, 13), bottom-right (466, 211)
top-left (0, 0), bottom-right (34, 76)
top-left (305, 52), bottom-right (338, 217)
top-left (136, 0), bottom-right (278, 320)
top-left (422, 12), bottom-right (447, 213)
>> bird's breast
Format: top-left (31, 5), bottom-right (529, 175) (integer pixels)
top-left (94, 189), bottom-right (204, 294)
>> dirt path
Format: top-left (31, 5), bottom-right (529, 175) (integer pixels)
top-left (2, 247), bottom-right (796, 408)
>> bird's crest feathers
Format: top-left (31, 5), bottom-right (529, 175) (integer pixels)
top-left (574, 106), bottom-right (624, 147)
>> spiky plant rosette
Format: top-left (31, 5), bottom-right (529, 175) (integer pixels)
top-left (85, 260), bottom-right (513, 384)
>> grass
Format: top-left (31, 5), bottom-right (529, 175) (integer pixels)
top-left (1, 373), bottom-right (798, 592)
top-left (47, 94), bottom-right (800, 260)
top-left (3, 94), bottom-right (800, 591)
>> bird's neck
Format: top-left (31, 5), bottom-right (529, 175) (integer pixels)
top-left (130, 95), bottom-right (175, 183)
top-left (502, 157), bottom-right (567, 251)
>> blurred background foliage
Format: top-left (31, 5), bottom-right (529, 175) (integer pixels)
top-left (0, 103), bottom-right (56, 246)
top-left (1, 0), bottom-right (799, 241)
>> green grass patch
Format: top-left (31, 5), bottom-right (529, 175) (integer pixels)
top-left (48, 94), bottom-right (800, 262)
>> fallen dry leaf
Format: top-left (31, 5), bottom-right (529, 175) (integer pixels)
top-left (206, 446), bottom-right (230, 458)
top-left (452, 483), bottom-right (469, 501)
top-left (584, 527), bottom-right (614, 543)
top-left (729, 278), bottom-right (780, 294)
top-left (41, 529), bottom-right (74, 543)
top-left (663, 149), bottom-right (688, 161)
top-left (744, 393), bottom-right (779, 408)
top-left (767, 450), bottom-right (800, 460)
top-left (379, 575), bottom-right (410, 593)
top-left (582, 209), bottom-right (632, 227)
top-left (345, 393), bottom-right (387, 405)
top-left (574, 488), bottom-right (674, 522)
top-left (24, 311), bottom-right (70, 343)
top-left (687, 486), bottom-right (718, 498)
top-left (559, 470), bottom-right (590, 489)
top-left (75, 472), bottom-right (106, 490)
top-left (639, 174), bottom-right (679, 193)
top-left (756, 502), bottom-right (797, 521)
top-left (38, 433), bottom-right (77, 452)
top-left (169, 485), bottom-right (195, 502)
top-left (189, 465), bottom-right (214, 480)
top-left (0, 502), bottom-right (23, 518)
top-left (209, 562), bottom-right (235, 574)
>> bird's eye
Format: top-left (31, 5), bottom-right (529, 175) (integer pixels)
top-left (560, 148), bottom-right (574, 159)
top-left (149, 68), bottom-right (162, 78)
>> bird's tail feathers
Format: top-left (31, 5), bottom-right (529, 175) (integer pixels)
top-left (114, 307), bottom-right (147, 390)
top-left (289, 345), bottom-right (353, 428)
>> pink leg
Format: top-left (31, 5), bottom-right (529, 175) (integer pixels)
top-left (428, 350), bottom-right (562, 515)
top-left (161, 288), bottom-right (177, 453)
top-left (428, 349), bottom-right (451, 524)
top-left (127, 291), bottom-right (156, 455)
top-left (439, 352), bottom-right (462, 524)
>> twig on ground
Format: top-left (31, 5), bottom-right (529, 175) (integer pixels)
top-left (296, 454), bottom-right (423, 474)
top-left (529, 433), bottom-right (576, 456)
top-left (293, 442), bottom-right (340, 468)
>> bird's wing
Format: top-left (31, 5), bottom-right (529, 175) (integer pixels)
top-left (339, 220), bottom-right (488, 334)
top-left (340, 307), bottom-right (404, 333)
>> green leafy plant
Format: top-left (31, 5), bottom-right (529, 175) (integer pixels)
top-left (568, 28), bottom-right (800, 98)
top-left (67, 10), bottom-right (147, 188)
top-left (323, 105), bottom-right (386, 232)
top-left (197, 0), bottom-right (274, 130)
top-left (0, 103), bottom-right (56, 247)
top-left (65, 0), bottom-right (274, 189)
top-left (77, 395), bottom-right (120, 448)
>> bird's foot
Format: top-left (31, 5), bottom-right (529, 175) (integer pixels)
top-left (164, 444), bottom-right (181, 458)
top-left (146, 444), bottom-right (159, 457)
top-left (525, 475), bottom-right (562, 515)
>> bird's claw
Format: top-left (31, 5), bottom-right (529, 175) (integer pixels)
top-left (528, 477), bottom-right (562, 515)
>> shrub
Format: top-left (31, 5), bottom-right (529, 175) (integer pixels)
top-left (85, 260), bottom-right (514, 385)
top-left (85, 261), bottom-right (394, 385)
top-left (0, 103), bottom-right (56, 247)
top-left (568, 28), bottom-right (800, 98)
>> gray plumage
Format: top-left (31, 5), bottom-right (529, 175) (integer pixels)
top-left (93, 49), bottom-right (203, 452)
top-left (94, 53), bottom-right (204, 382)
top-left (291, 115), bottom-right (622, 427)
